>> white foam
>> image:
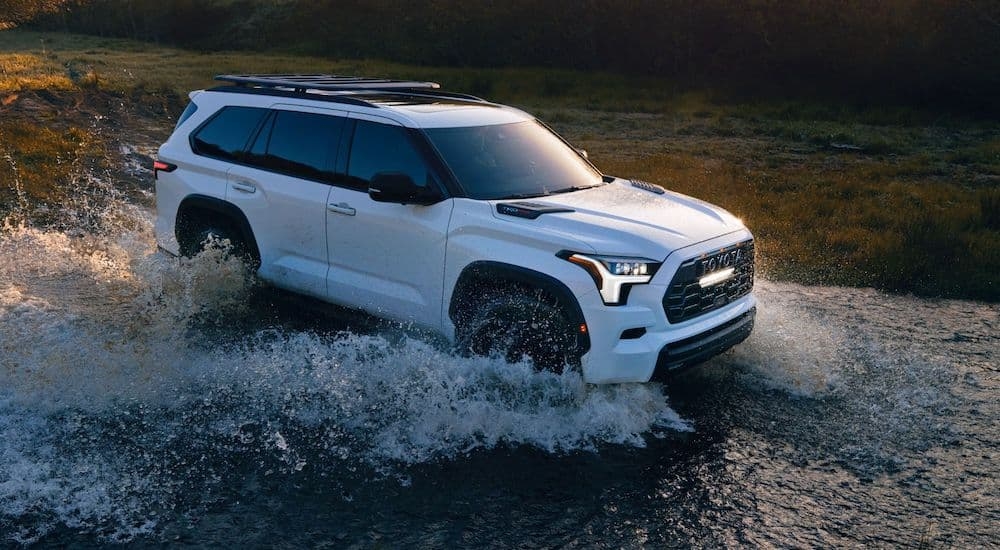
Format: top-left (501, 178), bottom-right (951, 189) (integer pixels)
top-left (189, 333), bottom-right (689, 465)
top-left (0, 400), bottom-right (159, 544)
top-left (0, 211), bottom-right (687, 543)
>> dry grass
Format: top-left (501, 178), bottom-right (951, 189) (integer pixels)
top-left (0, 120), bottom-right (111, 223)
top-left (0, 51), bottom-right (74, 91)
top-left (1, 29), bottom-right (998, 300)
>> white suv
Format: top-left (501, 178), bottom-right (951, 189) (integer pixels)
top-left (154, 74), bottom-right (756, 384)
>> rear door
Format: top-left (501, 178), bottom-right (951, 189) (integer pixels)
top-left (187, 105), bottom-right (269, 202)
top-left (226, 105), bottom-right (346, 298)
top-left (325, 114), bottom-right (454, 328)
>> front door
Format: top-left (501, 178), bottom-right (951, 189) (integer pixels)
top-left (325, 115), bottom-right (453, 329)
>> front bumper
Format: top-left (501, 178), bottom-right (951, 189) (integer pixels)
top-left (578, 294), bottom-right (756, 384)
top-left (651, 307), bottom-right (754, 380)
top-left (576, 230), bottom-right (756, 384)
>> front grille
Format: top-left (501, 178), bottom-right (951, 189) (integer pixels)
top-left (663, 240), bottom-right (754, 324)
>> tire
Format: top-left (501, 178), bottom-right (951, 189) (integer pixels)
top-left (456, 287), bottom-right (579, 372)
top-left (178, 218), bottom-right (257, 270)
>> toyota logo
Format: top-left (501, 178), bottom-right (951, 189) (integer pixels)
top-left (701, 249), bottom-right (742, 275)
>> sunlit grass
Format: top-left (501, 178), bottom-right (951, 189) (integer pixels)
top-left (0, 120), bottom-right (109, 220)
top-left (0, 51), bottom-right (74, 91)
top-left (1, 29), bottom-right (997, 300)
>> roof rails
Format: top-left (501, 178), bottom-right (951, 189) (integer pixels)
top-left (215, 74), bottom-right (442, 93)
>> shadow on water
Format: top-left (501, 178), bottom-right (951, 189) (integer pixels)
top-left (186, 281), bottom-right (447, 354)
top-left (148, 396), bottom-right (734, 548)
top-left (146, 358), bottom-right (842, 548)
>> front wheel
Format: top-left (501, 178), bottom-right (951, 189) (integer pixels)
top-left (456, 289), bottom-right (580, 372)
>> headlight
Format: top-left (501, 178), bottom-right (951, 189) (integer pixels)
top-left (561, 252), bottom-right (661, 305)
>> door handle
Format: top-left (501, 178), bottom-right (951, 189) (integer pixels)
top-left (328, 202), bottom-right (356, 216)
top-left (231, 181), bottom-right (256, 194)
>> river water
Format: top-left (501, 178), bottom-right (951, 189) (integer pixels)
top-left (0, 191), bottom-right (997, 547)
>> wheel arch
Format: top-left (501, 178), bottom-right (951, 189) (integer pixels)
top-left (175, 194), bottom-right (261, 264)
top-left (449, 260), bottom-right (591, 355)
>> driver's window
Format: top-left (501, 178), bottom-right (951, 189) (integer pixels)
top-left (346, 121), bottom-right (435, 191)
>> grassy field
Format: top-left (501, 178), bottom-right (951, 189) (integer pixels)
top-left (1, 30), bottom-right (998, 301)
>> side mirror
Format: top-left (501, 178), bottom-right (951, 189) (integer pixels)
top-left (368, 172), bottom-right (442, 205)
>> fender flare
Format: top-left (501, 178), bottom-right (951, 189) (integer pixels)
top-left (449, 260), bottom-right (590, 355)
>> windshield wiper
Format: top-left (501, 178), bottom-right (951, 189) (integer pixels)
top-left (550, 184), bottom-right (601, 194)
top-left (496, 192), bottom-right (551, 200)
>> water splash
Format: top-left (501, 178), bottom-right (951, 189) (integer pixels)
top-left (3, 149), bottom-right (994, 546)
top-left (0, 210), bottom-right (686, 543)
top-left (727, 281), bottom-right (849, 396)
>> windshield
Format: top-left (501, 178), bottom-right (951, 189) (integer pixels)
top-left (424, 121), bottom-right (603, 200)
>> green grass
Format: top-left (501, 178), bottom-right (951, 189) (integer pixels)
top-left (0, 30), bottom-right (676, 110)
top-left (2, 29), bottom-right (998, 301)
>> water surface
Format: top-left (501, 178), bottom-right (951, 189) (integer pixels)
top-left (0, 196), bottom-right (996, 547)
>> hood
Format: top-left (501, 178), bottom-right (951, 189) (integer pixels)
top-left (490, 179), bottom-right (745, 260)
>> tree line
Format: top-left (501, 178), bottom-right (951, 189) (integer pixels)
top-left (21, 0), bottom-right (1000, 111)
top-left (0, 0), bottom-right (70, 28)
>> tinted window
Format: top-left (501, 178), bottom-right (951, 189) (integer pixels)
top-left (174, 101), bottom-right (199, 130)
top-left (246, 110), bottom-right (343, 182)
top-left (191, 106), bottom-right (267, 162)
top-left (247, 113), bottom-right (271, 159)
top-left (424, 121), bottom-right (602, 200)
top-left (346, 121), bottom-right (436, 191)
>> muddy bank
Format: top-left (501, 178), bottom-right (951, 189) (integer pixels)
top-left (0, 87), bottom-right (181, 225)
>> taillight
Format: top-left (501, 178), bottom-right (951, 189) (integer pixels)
top-left (152, 160), bottom-right (177, 180)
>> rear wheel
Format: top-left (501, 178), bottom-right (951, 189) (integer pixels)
top-left (178, 216), bottom-right (258, 270)
top-left (456, 287), bottom-right (579, 372)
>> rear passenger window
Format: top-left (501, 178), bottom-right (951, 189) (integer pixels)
top-left (191, 106), bottom-right (267, 162)
top-left (246, 110), bottom-right (343, 182)
top-left (346, 121), bottom-right (436, 191)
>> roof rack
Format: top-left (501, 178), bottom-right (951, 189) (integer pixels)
top-left (359, 90), bottom-right (489, 103)
top-left (215, 74), bottom-right (441, 93)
